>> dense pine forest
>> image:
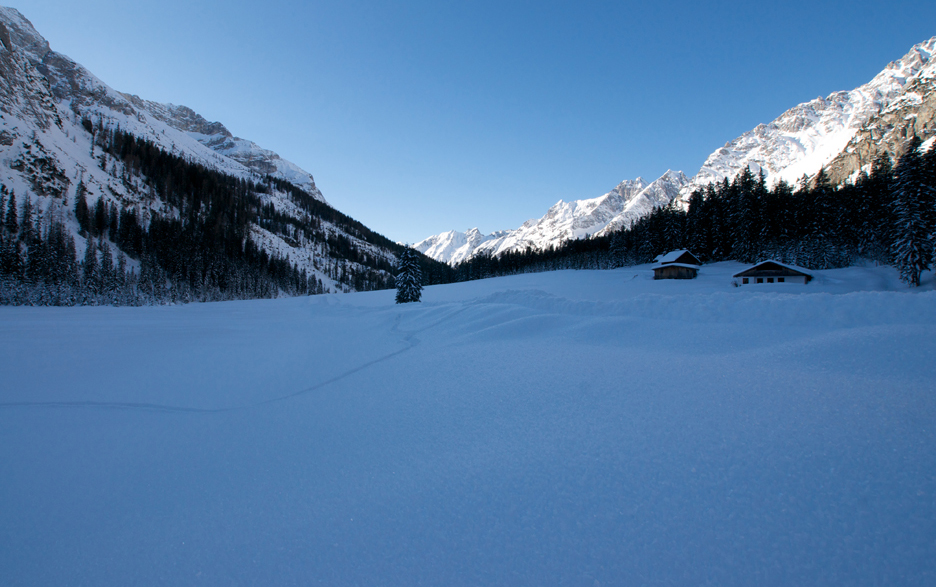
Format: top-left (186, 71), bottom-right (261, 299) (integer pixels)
top-left (1, 133), bottom-right (933, 305)
top-left (0, 124), bottom-right (452, 305)
top-left (452, 138), bottom-right (936, 287)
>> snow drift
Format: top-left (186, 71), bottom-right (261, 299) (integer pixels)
top-left (2, 263), bottom-right (934, 585)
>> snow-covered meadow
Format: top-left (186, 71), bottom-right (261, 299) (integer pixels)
top-left (2, 262), bottom-right (935, 585)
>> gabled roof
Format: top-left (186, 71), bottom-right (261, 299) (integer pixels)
top-left (655, 250), bottom-right (701, 265)
top-left (651, 262), bottom-right (700, 270)
top-left (733, 260), bottom-right (813, 278)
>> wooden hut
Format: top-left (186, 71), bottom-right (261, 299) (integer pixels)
top-left (652, 250), bottom-right (701, 280)
top-left (733, 260), bottom-right (812, 285)
top-left (652, 263), bottom-right (699, 280)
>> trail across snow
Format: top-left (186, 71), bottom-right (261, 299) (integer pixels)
top-left (1, 262), bottom-right (934, 586)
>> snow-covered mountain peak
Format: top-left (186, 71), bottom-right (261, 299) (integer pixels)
top-left (0, 6), bottom-right (324, 200)
top-left (594, 170), bottom-right (688, 236)
top-left (681, 36), bottom-right (936, 199)
top-left (413, 227), bottom-right (498, 266)
top-left (415, 172), bottom-right (686, 264)
top-left (0, 5), bottom-right (410, 295)
top-left (417, 37), bottom-right (936, 266)
top-left (885, 37), bottom-right (936, 75)
top-left (0, 7), bottom-right (48, 59)
top-left (681, 37), bottom-right (936, 198)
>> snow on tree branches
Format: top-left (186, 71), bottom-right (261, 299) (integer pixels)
top-left (395, 247), bottom-right (423, 304)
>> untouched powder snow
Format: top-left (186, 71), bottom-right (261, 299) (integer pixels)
top-left (1, 263), bottom-right (935, 585)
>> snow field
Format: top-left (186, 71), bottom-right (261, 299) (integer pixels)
top-left (1, 263), bottom-right (935, 585)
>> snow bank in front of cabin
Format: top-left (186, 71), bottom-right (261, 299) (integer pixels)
top-left (1, 263), bottom-right (934, 586)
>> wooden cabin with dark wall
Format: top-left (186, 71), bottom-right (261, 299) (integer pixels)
top-left (652, 250), bottom-right (701, 280)
top-left (653, 263), bottom-right (699, 280)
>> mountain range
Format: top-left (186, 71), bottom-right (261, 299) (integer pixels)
top-left (3, 5), bottom-right (934, 285)
top-left (0, 6), bottom-right (418, 296)
top-left (417, 37), bottom-right (936, 265)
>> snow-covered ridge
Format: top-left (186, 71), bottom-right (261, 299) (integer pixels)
top-left (414, 228), bottom-right (502, 266)
top-left (680, 36), bottom-right (936, 197)
top-left (0, 6), bottom-right (324, 201)
top-left (416, 171), bottom-right (688, 265)
top-left (418, 36), bottom-right (936, 265)
top-left (823, 41), bottom-right (936, 184)
top-left (122, 98), bottom-right (325, 202)
top-left (0, 6), bottom-right (395, 293)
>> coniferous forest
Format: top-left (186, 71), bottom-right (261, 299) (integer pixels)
top-left (451, 138), bottom-right (936, 287)
top-left (0, 125), bottom-right (452, 305)
top-left (1, 134), bottom-right (934, 306)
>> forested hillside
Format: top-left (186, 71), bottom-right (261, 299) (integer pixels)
top-left (0, 126), bottom-right (452, 305)
top-left (451, 139), bottom-right (936, 287)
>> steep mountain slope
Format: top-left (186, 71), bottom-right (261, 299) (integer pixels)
top-left (121, 97), bottom-right (326, 201)
top-left (680, 37), bottom-right (936, 196)
top-left (0, 7), bottom-right (325, 200)
top-left (0, 6), bottom-right (423, 297)
top-left (418, 37), bottom-right (936, 265)
top-left (416, 172), bottom-right (687, 264)
top-left (823, 45), bottom-right (936, 184)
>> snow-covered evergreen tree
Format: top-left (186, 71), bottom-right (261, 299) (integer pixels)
top-left (395, 247), bottom-right (423, 304)
top-left (608, 230), bottom-right (626, 268)
top-left (891, 137), bottom-right (934, 286)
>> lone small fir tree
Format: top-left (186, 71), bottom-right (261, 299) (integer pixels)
top-left (395, 247), bottom-right (423, 303)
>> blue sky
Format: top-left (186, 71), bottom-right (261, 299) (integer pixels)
top-left (15, 0), bottom-right (936, 243)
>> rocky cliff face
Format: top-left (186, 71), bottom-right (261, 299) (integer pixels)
top-left (680, 37), bottom-right (936, 197)
top-left (823, 46), bottom-right (936, 184)
top-left (597, 171), bottom-right (688, 236)
top-left (0, 6), bottom-right (324, 200)
top-left (0, 6), bottom-right (398, 293)
top-left (122, 97), bottom-right (325, 200)
top-left (0, 18), bottom-right (60, 132)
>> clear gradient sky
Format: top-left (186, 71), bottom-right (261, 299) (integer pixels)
top-left (13, 0), bottom-right (936, 243)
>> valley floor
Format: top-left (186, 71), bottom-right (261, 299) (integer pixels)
top-left (1, 262), bottom-right (935, 585)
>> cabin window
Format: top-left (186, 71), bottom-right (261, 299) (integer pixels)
top-left (756, 278), bottom-right (763, 284)
top-left (742, 278), bottom-right (749, 284)
top-left (778, 277), bottom-right (784, 283)
top-left (767, 278), bottom-right (774, 283)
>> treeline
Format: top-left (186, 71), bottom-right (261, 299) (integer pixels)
top-left (1, 124), bottom-right (452, 305)
top-left (452, 137), bottom-right (936, 286)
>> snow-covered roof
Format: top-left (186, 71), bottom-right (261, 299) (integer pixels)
top-left (651, 262), bottom-right (700, 270)
top-left (655, 250), bottom-right (701, 265)
top-left (733, 260), bottom-right (812, 278)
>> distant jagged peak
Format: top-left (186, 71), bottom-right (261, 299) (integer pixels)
top-left (656, 169), bottom-right (688, 183)
top-left (610, 176), bottom-right (648, 197)
top-left (886, 36), bottom-right (936, 75)
top-left (417, 171), bottom-right (687, 264)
